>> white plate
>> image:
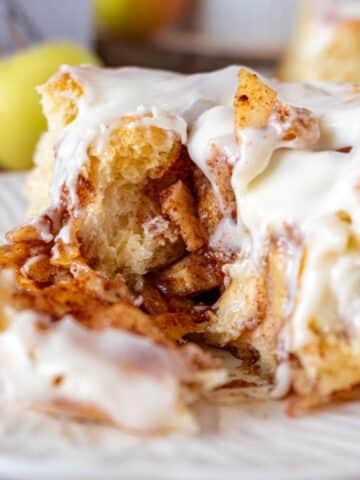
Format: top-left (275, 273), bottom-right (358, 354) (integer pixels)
top-left (0, 173), bottom-right (359, 480)
top-left (0, 173), bottom-right (27, 239)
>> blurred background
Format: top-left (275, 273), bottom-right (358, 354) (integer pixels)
top-left (0, 0), bottom-right (359, 171)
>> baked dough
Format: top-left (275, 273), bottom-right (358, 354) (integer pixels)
top-left (1, 64), bottom-right (360, 430)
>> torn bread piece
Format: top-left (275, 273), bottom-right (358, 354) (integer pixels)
top-left (0, 306), bottom-right (221, 434)
top-left (0, 233), bottom-right (224, 434)
top-left (1, 63), bottom-right (359, 432)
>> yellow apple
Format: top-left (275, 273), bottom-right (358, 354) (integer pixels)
top-left (0, 42), bottom-right (100, 171)
top-left (93, 0), bottom-right (189, 39)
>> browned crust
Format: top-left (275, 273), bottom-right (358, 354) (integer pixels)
top-left (234, 69), bottom-right (278, 132)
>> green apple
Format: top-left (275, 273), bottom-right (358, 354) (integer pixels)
top-left (93, 0), bottom-right (189, 39)
top-left (0, 42), bottom-right (100, 171)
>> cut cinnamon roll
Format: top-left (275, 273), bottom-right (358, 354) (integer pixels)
top-left (1, 63), bottom-right (360, 432)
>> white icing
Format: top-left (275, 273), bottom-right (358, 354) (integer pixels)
top-left (0, 309), bottom-right (197, 433)
top-left (276, 82), bottom-right (360, 150)
top-left (330, 254), bottom-right (360, 332)
top-left (44, 65), bottom-right (360, 212)
top-left (188, 105), bottom-right (234, 208)
top-left (270, 362), bottom-right (292, 399)
top-left (238, 149), bottom-right (355, 238)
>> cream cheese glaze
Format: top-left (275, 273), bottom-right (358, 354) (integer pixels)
top-left (0, 308), bottom-right (209, 432)
top-left (238, 148), bottom-right (357, 238)
top-left (43, 65), bottom-right (360, 228)
top-left (42, 65), bottom-right (359, 201)
top-left (38, 65), bottom-right (360, 393)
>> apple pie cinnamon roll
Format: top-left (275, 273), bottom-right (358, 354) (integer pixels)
top-left (280, 0), bottom-right (360, 83)
top-left (0, 64), bottom-right (360, 431)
